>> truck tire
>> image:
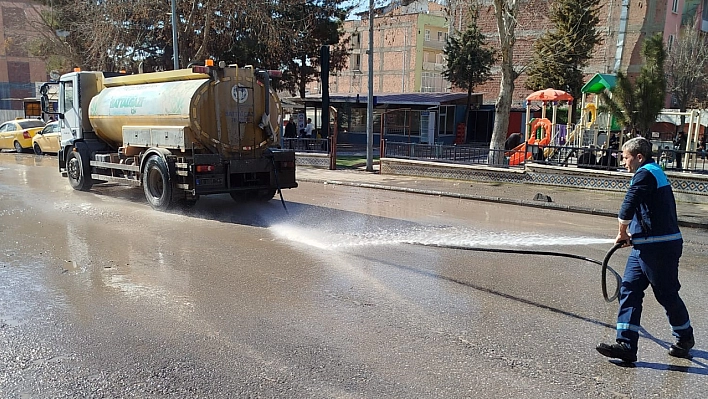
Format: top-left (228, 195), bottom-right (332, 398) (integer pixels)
top-left (255, 188), bottom-right (277, 201)
top-left (229, 191), bottom-right (247, 202)
top-left (143, 155), bottom-right (175, 211)
top-left (66, 150), bottom-right (93, 191)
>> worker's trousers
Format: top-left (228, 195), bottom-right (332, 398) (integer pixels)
top-left (616, 241), bottom-right (693, 351)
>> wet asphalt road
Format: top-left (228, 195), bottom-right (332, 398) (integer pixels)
top-left (1, 152), bottom-right (707, 398)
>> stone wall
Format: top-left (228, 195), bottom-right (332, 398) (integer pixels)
top-left (378, 157), bottom-right (708, 204)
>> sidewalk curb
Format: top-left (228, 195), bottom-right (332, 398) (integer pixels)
top-left (298, 177), bottom-right (708, 229)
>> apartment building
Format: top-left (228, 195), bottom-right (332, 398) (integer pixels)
top-left (309, 0), bottom-right (452, 95)
top-left (314, 0), bottom-right (705, 109)
top-left (0, 0), bottom-right (49, 118)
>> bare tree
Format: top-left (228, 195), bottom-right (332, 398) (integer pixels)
top-left (29, 0), bottom-right (350, 95)
top-left (489, 0), bottom-right (521, 164)
top-left (666, 23), bottom-right (708, 114)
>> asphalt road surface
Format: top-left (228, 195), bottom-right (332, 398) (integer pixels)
top-left (1, 152), bottom-right (707, 398)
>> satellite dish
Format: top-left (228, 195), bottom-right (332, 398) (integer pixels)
top-left (49, 70), bottom-right (60, 81)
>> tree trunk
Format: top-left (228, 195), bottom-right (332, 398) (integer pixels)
top-left (490, 0), bottom-right (519, 165)
top-left (299, 56), bottom-right (307, 98)
top-left (492, 62), bottom-right (515, 154)
top-left (464, 85), bottom-right (472, 142)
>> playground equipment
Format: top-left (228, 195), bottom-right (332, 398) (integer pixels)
top-left (508, 74), bottom-right (705, 171)
top-left (656, 109), bottom-right (703, 171)
top-left (561, 102), bottom-right (597, 155)
top-left (578, 74), bottom-right (620, 148)
top-left (539, 74), bottom-right (619, 167)
top-left (584, 103), bottom-right (597, 128)
top-left (508, 88), bottom-right (573, 165)
top-left (509, 117), bottom-right (553, 166)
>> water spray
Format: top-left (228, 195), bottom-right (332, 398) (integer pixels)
top-left (271, 224), bottom-right (624, 301)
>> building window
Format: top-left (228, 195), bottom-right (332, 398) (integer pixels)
top-left (421, 72), bottom-right (445, 92)
top-left (7, 61), bottom-right (31, 110)
top-left (672, 0), bottom-right (679, 13)
top-left (352, 32), bottom-right (361, 49)
top-left (668, 34), bottom-right (675, 51)
top-left (438, 31), bottom-right (443, 41)
top-left (425, 29), bottom-right (430, 41)
top-left (438, 106), bottom-right (455, 136)
top-left (351, 54), bottom-right (361, 71)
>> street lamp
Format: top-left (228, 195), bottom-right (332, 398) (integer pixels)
top-left (366, 0), bottom-right (374, 172)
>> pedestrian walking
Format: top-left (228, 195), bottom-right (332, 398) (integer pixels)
top-left (284, 117), bottom-right (297, 138)
top-left (596, 137), bottom-right (694, 363)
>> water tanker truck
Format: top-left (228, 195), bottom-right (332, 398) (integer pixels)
top-left (40, 63), bottom-right (297, 210)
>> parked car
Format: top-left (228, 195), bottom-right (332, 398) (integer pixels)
top-left (32, 121), bottom-right (60, 155)
top-left (0, 118), bottom-right (46, 152)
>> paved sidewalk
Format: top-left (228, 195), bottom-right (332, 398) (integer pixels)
top-left (296, 166), bottom-right (708, 229)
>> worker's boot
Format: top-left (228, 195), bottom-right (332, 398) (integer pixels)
top-left (668, 337), bottom-right (694, 358)
top-left (596, 342), bottom-right (637, 363)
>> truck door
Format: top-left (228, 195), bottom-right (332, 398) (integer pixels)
top-left (59, 76), bottom-right (81, 145)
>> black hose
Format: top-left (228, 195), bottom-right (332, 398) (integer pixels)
top-left (601, 242), bottom-right (626, 302)
top-left (409, 242), bottom-right (622, 302)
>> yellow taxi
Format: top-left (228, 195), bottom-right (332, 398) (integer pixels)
top-left (32, 121), bottom-right (61, 155)
top-left (0, 118), bottom-right (46, 152)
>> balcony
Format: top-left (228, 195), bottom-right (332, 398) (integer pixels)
top-left (422, 62), bottom-right (445, 72)
top-left (422, 40), bottom-right (445, 50)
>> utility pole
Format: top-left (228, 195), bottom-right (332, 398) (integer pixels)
top-left (171, 0), bottom-right (179, 70)
top-left (366, 0), bottom-right (375, 172)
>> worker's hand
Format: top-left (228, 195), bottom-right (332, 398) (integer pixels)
top-left (615, 232), bottom-right (632, 247)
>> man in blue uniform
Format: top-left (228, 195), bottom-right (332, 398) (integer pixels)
top-left (596, 137), bottom-right (694, 363)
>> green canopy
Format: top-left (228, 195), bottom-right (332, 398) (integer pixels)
top-left (581, 73), bottom-right (616, 94)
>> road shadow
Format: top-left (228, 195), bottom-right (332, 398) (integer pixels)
top-left (627, 327), bottom-right (708, 374)
top-left (356, 251), bottom-right (708, 375)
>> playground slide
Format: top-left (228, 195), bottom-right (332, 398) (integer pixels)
top-left (509, 118), bottom-right (552, 166)
top-left (508, 141), bottom-right (533, 166)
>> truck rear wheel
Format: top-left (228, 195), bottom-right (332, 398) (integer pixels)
top-left (143, 155), bottom-right (175, 211)
top-left (67, 150), bottom-right (93, 191)
top-left (255, 188), bottom-right (277, 201)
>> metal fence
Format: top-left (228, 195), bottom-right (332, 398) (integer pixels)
top-left (382, 140), bottom-right (708, 174)
top-left (383, 141), bottom-right (513, 167)
top-left (284, 138), bottom-right (330, 153)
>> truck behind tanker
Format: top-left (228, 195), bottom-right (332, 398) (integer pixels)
top-left (41, 64), bottom-right (297, 210)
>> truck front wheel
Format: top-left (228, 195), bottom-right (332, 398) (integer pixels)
top-left (67, 150), bottom-right (93, 191)
top-left (143, 156), bottom-right (175, 211)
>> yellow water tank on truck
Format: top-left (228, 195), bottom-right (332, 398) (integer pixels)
top-left (88, 67), bottom-right (281, 155)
